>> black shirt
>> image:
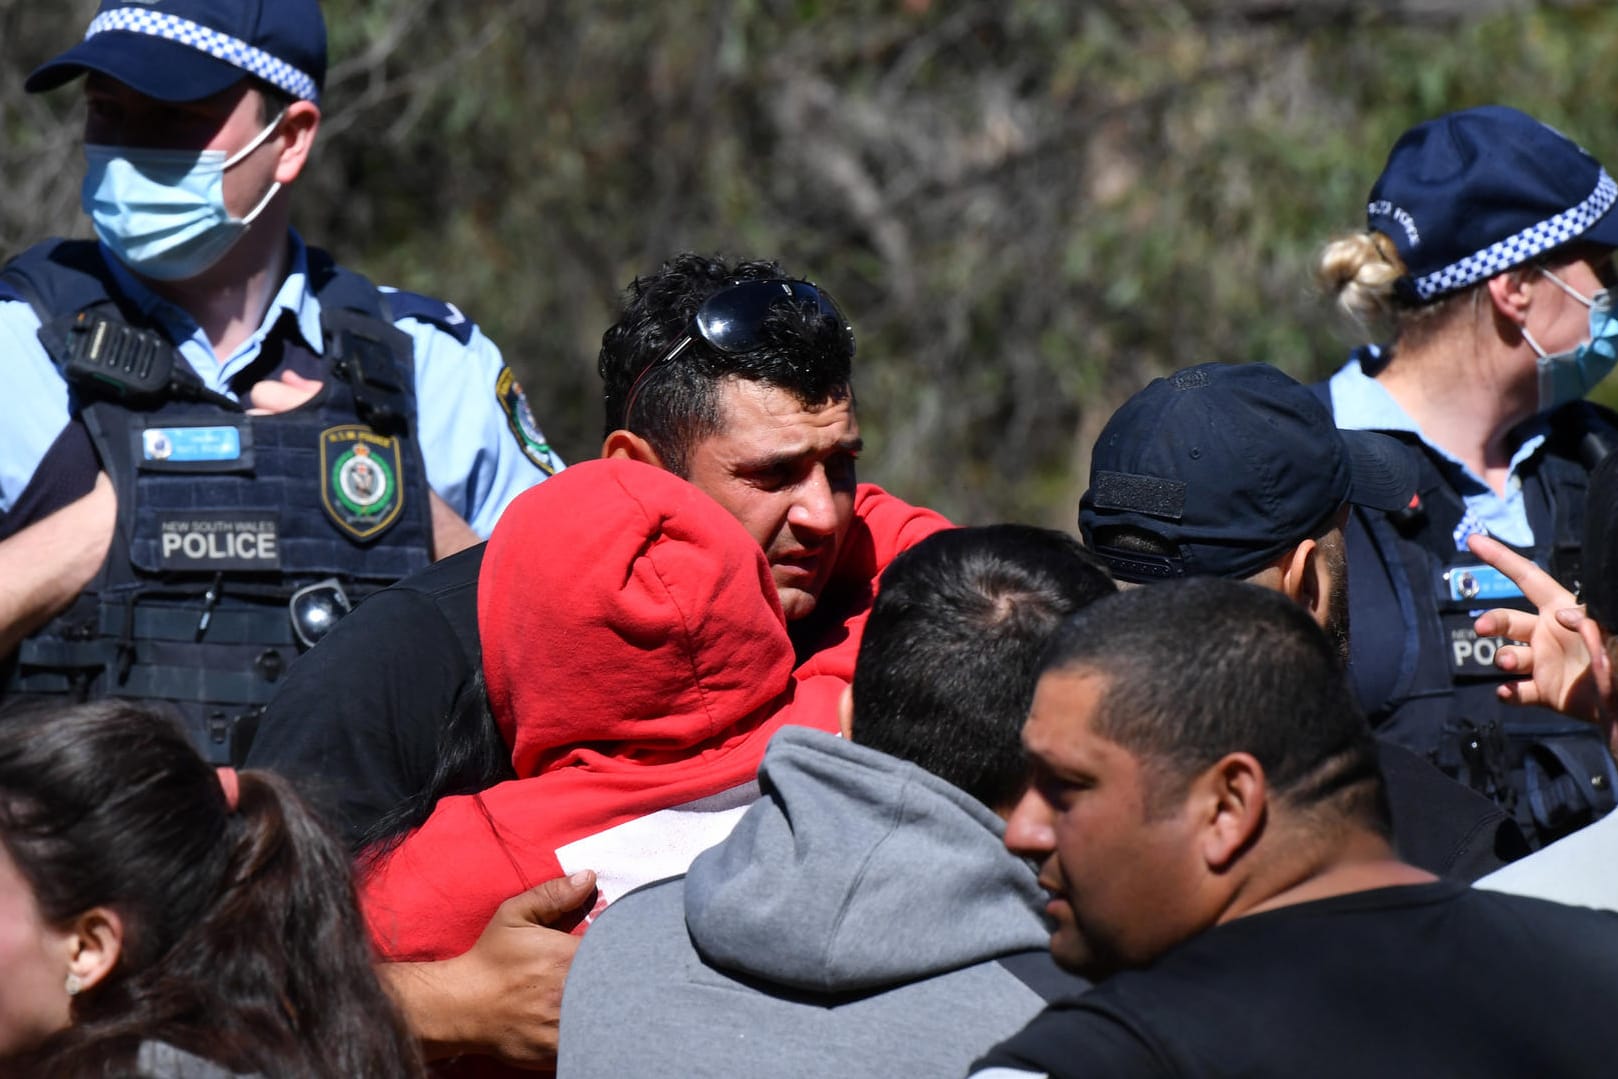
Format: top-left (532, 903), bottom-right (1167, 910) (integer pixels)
top-left (244, 544), bottom-right (484, 845)
top-left (1375, 740), bottom-right (1528, 880)
top-left (971, 880), bottom-right (1618, 1078)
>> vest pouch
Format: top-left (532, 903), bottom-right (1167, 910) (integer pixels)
top-left (1506, 718), bottom-right (1618, 847)
top-left (1442, 714), bottom-right (1618, 849)
top-left (1437, 717), bottom-right (1515, 810)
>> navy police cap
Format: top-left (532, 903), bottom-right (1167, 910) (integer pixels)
top-left (26, 0), bottom-right (327, 105)
top-left (1369, 105), bottom-right (1618, 303)
top-left (1079, 362), bottom-right (1416, 584)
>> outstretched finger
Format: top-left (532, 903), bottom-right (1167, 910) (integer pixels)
top-left (1575, 613), bottom-right (1615, 707)
top-left (1466, 534), bottom-right (1576, 610)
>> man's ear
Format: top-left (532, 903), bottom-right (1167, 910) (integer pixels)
top-left (1193, 752), bottom-right (1267, 871)
top-left (65, 906), bottom-right (123, 994)
top-left (272, 99), bottom-right (321, 186)
top-left (1276, 539), bottom-right (1326, 628)
top-left (837, 684), bottom-right (855, 741)
top-left (601, 429), bottom-right (663, 466)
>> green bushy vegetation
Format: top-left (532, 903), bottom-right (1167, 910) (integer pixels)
top-left (6, 0), bottom-right (1617, 524)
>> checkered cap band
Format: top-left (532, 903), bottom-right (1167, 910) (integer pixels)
top-left (85, 9), bottom-right (319, 102)
top-left (1407, 170), bottom-right (1618, 301)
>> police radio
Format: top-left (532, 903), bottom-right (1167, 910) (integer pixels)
top-left (56, 312), bottom-right (241, 410)
top-left (323, 307), bottom-right (412, 435)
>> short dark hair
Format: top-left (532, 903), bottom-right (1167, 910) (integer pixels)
top-left (851, 525), bottom-right (1116, 810)
top-left (0, 701), bottom-right (422, 1077)
top-left (1039, 578), bottom-right (1388, 832)
top-left (598, 253), bottom-right (854, 475)
top-left (253, 78), bottom-right (298, 124)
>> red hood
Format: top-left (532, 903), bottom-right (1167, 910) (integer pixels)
top-left (361, 467), bottom-right (951, 971)
top-left (479, 458), bottom-right (797, 778)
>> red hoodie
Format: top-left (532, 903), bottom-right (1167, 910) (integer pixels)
top-left (360, 459), bottom-right (948, 962)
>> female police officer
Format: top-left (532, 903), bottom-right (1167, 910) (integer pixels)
top-left (1316, 105), bottom-right (1618, 849)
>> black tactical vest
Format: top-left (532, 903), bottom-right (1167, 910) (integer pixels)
top-left (1316, 369), bottom-right (1618, 849)
top-left (0, 240), bottom-right (435, 763)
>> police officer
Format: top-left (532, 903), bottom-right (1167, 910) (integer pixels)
top-left (1316, 105), bottom-right (1618, 847)
top-left (1079, 361), bottom-right (1527, 881)
top-left (0, 0), bottom-right (564, 762)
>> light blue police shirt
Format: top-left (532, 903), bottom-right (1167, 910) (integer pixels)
top-left (0, 232), bottom-right (563, 537)
top-left (1328, 349), bottom-right (1544, 549)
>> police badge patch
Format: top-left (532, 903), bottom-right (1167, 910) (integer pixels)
top-left (320, 425), bottom-right (405, 541)
top-left (496, 367), bottom-right (560, 475)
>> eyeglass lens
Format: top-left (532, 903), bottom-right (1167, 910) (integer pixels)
top-left (290, 580), bottom-right (352, 649)
top-left (695, 280), bottom-right (846, 356)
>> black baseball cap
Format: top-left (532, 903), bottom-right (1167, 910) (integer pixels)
top-left (1079, 363), bottom-right (1416, 583)
top-left (1368, 105), bottom-right (1618, 304)
top-left (26, 0), bottom-right (326, 105)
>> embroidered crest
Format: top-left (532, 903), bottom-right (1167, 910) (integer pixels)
top-left (496, 367), bottom-right (560, 475)
top-left (320, 425), bottom-right (404, 541)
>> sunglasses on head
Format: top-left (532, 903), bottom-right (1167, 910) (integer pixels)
top-left (621, 278), bottom-right (853, 427)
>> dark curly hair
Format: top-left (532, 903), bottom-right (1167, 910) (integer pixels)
top-left (599, 253), bottom-right (855, 475)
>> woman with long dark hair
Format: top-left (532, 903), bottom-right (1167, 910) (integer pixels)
top-left (0, 699), bottom-right (423, 1077)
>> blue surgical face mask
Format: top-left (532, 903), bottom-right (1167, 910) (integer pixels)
top-left (80, 112), bottom-right (285, 282)
top-left (1521, 266), bottom-right (1618, 413)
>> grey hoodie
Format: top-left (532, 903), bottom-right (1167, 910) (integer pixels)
top-left (558, 726), bottom-right (1086, 1078)
top-left (132, 1042), bottom-right (261, 1078)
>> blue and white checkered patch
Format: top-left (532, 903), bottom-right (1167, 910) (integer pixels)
top-left (1404, 171), bottom-right (1618, 301)
top-left (85, 10), bottom-right (319, 103)
top-left (1452, 506), bottom-right (1485, 551)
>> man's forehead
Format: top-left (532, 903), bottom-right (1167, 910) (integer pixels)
top-left (1025, 669), bottom-right (1111, 754)
top-left (709, 379), bottom-right (858, 443)
top-left (715, 376), bottom-right (853, 414)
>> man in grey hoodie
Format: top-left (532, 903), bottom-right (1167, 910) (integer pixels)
top-left (556, 525), bottom-right (1113, 1078)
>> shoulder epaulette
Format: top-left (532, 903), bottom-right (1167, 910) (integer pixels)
top-left (1546, 399), bottom-right (1618, 467)
top-left (1, 239), bottom-right (128, 323)
top-left (380, 288), bottom-right (476, 346)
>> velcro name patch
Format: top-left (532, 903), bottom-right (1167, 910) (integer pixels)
top-left (136, 421), bottom-right (253, 473)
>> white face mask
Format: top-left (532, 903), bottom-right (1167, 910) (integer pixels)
top-left (80, 111), bottom-right (285, 282)
top-left (1520, 265), bottom-right (1618, 413)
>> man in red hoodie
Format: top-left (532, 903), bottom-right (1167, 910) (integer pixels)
top-left (247, 253), bottom-right (948, 1068)
top-left (360, 458), bottom-right (864, 966)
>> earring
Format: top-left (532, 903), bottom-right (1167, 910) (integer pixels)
top-left (65, 972), bottom-right (82, 996)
